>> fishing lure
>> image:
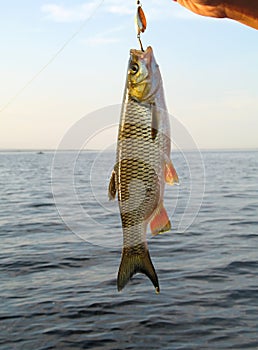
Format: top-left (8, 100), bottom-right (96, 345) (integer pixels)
top-left (136, 1), bottom-right (147, 34)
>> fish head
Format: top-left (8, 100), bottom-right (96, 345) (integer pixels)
top-left (127, 46), bottom-right (161, 103)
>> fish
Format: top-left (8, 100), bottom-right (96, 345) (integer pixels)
top-left (108, 46), bottom-right (179, 293)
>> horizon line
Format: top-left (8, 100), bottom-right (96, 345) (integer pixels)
top-left (1, 147), bottom-right (258, 153)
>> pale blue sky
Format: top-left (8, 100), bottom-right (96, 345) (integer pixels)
top-left (0, 0), bottom-right (257, 149)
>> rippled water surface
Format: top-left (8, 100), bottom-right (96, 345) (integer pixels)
top-left (1, 150), bottom-right (258, 349)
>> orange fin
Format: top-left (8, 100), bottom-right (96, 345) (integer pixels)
top-left (165, 159), bottom-right (179, 185)
top-left (150, 202), bottom-right (171, 236)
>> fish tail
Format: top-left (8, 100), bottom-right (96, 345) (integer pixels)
top-left (117, 244), bottom-right (160, 294)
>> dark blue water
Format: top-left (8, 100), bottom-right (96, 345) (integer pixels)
top-left (1, 150), bottom-right (258, 350)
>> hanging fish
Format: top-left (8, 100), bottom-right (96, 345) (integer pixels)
top-left (108, 46), bottom-right (179, 293)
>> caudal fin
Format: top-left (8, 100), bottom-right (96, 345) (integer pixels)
top-left (117, 244), bottom-right (160, 293)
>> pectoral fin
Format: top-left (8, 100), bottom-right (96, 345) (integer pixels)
top-left (151, 104), bottom-right (158, 140)
top-left (165, 157), bottom-right (179, 185)
top-left (150, 202), bottom-right (171, 236)
top-left (108, 168), bottom-right (117, 200)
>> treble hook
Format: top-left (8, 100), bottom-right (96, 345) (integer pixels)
top-left (135, 0), bottom-right (147, 52)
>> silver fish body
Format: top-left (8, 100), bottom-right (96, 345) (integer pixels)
top-left (109, 46), bottom-right (178, 293)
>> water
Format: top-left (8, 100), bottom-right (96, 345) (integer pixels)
top-left (1, 150), bottom-right (258, 350)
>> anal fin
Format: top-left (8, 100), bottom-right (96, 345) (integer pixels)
top-left (150, 202), bottom-right (171, 236)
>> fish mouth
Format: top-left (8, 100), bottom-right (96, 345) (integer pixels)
top-left (129, 46), bottom-right (153, 62)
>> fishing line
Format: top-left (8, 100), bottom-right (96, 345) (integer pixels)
top-left (0, 0), bottom-right (105, 114)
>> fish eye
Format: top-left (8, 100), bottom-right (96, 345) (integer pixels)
top-left (130, 63), bottom-right (139, 75)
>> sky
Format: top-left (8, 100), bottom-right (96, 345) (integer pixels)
top-left (0, 0), bottom-right (257, 150)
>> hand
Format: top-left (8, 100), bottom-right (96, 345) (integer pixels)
top-left (173, 0), bottom-right (258, 29)
top-left (173, 1), bottom-right (226, 18)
